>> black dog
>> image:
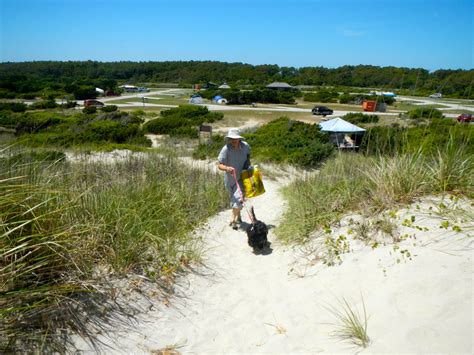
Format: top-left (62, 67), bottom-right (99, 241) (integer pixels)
top-left (246, 206), bottom-right (268, 251)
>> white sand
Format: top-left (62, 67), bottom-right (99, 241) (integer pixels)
top-left (72, 168), bottom-right (473, 354)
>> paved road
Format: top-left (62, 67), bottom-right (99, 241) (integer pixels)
top-left (396, 95), bottom-right (474, 113)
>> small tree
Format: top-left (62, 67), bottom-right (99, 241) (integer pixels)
top-left (82, 106), bottom-right (97, 114)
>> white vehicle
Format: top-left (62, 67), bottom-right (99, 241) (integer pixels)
top-left (429, 93), bottom-right (442, 98)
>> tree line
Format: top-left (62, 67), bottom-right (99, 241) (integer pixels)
top-left (0, 61), bottom-right (472, 99)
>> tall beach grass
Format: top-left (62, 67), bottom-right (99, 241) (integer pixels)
top-left (277, 138), bottom-right (473, 244)
top-left (1, 149), bottom-right (227, 352)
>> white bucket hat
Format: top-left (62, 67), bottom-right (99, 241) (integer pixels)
top-left (225, 128), bottom-right (243, 140)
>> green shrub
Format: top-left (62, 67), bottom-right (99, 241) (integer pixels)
top-left (407, 107), bottom-right (444, 120)
top-left (82, 106), bottom-right (97, 114)
top-left (193, 135), bottom-right (226, 160)
top-left (100, 105), bottom-right (118, 112)
top-left (225, 89), bottom-right (297, 105)
top-left (360, 119), bottom-right (473, 156)
top-left (30, 99), bottom-right (58, 110)
top-left (13, 111), bottom-right (150, 148)
top-left (247, 117), bottom-right (333, 166)
top-left (0, 89), bottom-right (16, 99)
top-left (338, 93), bottom-right (353, 104)
top-left (304, 90), bottom-right (339, 103)
top-left (15, 112), bottom-right (66, 134)
top-left (343, 112), bottom-right (379, 124)
top-left (75, 120), bottom-right (140, 144)
top-left (0, 111), bottom-right (21, 129)
top-left (60, 101), bottom-right (77, 109)
top-left (19, 93), bottom-right (38, 100)
top-left (94, 111), bottom-right (143, 125)
top-left (194, 117), bottom-right (334, 167)
top-left (0, 102), bottom-right (27, 112)
top-left (143, 105), bottom-right (223, 138)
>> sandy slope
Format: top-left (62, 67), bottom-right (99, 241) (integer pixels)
top-left (72, 161), bottom-right (473, 354)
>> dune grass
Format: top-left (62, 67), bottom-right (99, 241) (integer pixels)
top-left (0, 149), bottom-right (228, 352)
top-left (326, 296), bottom-right (370, 348)
top-left (277, 138), bottom-right (473, 244)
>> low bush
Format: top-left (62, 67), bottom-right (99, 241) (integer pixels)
top-left (343, 112), bottom-right (379, 124)
top-left (82, 106), bottom-right (97, 114)
top-left (13, 111), bottom-right (150, 148)
top-left (304, 90), bottom-right (339, 103)
top-left (225, 89), bottom-right (297, 105)
top-left (15, 112), bottom-right (67, 134)
top-left (338, 93), bottom-right (353, 104)
top-left (100, 105), bottom-right (118, 112)
top-left (245, 117), bottom-right (334, 167)
top-left (30, 99), bottom-right (58, 110)
top-left (0, 111), bottom-right (21, 129)
top-left (360, 118), bottom-right (473, 156)
top-left (143, 105), bottom-right (223, 138)
top-left (193, 117), bottom-right (334, 167)
top-left (0, 102), bottom-right (27, 112)
top-left (406, 107), bottom-right (444, 120)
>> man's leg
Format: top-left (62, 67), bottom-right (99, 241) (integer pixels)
top-left (229, 184), bottom-right (243, 229)
top-left (232, 207), bottom-right (242, 223)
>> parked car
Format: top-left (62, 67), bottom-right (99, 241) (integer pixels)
top-left (429, 93), bottom-right (442, 99)
top-left (312, 105), bottom-right (334, 116)
top-left (457, 113), bottom-right (472, 123)
top-left (84, 99), bottom-right (105, 107)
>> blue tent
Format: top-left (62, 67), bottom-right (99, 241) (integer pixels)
top-left (189, 94), bottom-right (203, 104)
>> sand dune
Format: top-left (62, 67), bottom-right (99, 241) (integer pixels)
top-left (71, 166), bottom-right (473, 354)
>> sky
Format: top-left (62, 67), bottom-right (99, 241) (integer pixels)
top-left (0, 0), bottom-right (472, 71)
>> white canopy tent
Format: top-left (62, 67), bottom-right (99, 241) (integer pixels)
top-left (319, 117), bottom-right (366, 149)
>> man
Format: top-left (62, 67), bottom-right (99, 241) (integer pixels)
top-left (217, 128), bottom-right (251, 230)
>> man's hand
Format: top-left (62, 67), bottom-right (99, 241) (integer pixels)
top-left (226, 166), bottom-right (235, 173)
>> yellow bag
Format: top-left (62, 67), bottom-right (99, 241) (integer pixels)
top-left (241, 165), bottom-right (265, 198)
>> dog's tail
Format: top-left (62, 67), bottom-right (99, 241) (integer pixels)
top-left (250, 206), bottom-right (257, 223)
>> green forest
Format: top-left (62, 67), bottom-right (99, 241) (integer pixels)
top-left (1, 61), bottom-right (473, 99)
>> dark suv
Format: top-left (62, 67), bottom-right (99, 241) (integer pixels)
top-left (312, 105), bottom-right (334, 116)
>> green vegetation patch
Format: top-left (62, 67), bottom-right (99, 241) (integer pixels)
top-left (143, 105), bottom-right (223, 138)
top-left (361, 117), bottom-right (473, 156)
top-left (7, 110), bottom-right (151, 148)
top-left (194, 117), bottom-right (334, 167)
top-left (343, 112), bottom-right (379, 125)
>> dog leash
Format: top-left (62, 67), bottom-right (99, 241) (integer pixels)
top-left (231, 169), bottom-right (255, 223)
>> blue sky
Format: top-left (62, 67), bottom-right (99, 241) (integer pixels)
top-left (1, 0), bottom-right (472, 71)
